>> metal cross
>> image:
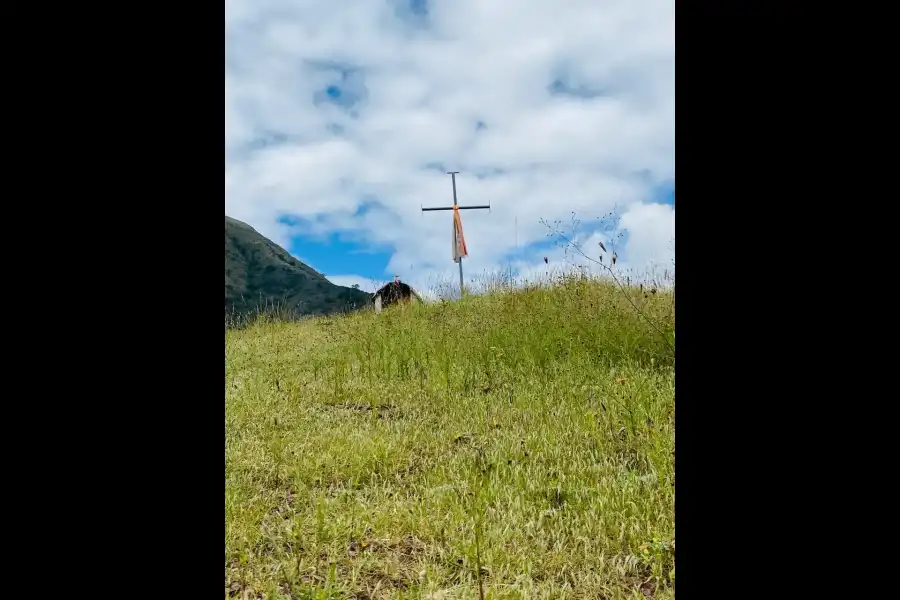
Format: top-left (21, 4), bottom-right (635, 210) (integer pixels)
top-left (421, 172), bottom-right (491, 297)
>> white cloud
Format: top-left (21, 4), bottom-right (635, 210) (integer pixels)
top-left (617, 202), bottom-right (675, 272)
top-left (225, 0), bottom-right (674, 285)
top-left (325, 275), bottom-right (383, 293)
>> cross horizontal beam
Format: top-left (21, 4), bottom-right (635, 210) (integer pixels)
top-left (421, 205), bottom-right (491, 211)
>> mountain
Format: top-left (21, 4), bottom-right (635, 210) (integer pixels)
top-left (225, 216), bottom-right (371, 319)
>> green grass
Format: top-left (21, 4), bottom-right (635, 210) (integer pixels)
top-left (226, 274), bottom-right (675, 600)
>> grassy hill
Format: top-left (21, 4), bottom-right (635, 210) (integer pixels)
top-left (225, 275), bottom-right (675, 600)
top-left (226, 216), bottom-right (371, 322)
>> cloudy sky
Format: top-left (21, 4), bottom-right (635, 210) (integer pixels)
top-left (225, 0), bottom-right (674, 294)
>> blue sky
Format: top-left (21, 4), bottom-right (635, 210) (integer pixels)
top-left (287, 234), bottom-right (392, 288)
top-left (225, 0), bottom-right (674, 294)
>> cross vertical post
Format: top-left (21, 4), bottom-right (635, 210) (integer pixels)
top-left (449, 172), bottom-right (462, 293)
top-left (421, 172), bottom-right (491, 298)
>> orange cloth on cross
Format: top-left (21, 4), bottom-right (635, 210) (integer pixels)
top-left (452, 205), bottom-right (468, 263)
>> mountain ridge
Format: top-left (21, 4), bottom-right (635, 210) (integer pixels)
top-left (225, 215), bottom-right (370, 319)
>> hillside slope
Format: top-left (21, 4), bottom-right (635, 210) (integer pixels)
top-left (225, 215), bottom-right (370, 319)
top-left (225, 276), bottom-right (676, 599)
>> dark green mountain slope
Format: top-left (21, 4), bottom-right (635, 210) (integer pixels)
top-left (225, 216), bottom-right (370, 318)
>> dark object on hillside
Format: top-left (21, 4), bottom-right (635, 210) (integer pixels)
top-left (372, 277), bottom-right (423, 313)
